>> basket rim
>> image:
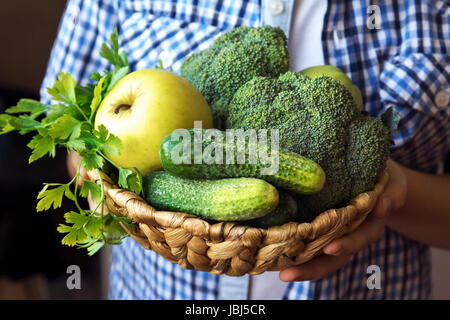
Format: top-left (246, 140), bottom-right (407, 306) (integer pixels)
top-left (86, 169), bottom-right (389, 275)
top-left (86, 169), bottom-right (389, 242)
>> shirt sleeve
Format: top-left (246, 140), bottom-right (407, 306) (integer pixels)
top-left (40, 0), bottom-right (119, 105)
top-left (379, 53), bottom-right (450, 173)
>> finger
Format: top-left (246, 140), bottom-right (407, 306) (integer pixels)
top-left (79, 165), bottom-right (89, 180)
top-left (372, 195), bottom-right (391, 218)
top-left (66, 151), bottom-right (88, 187)
top-left (371, 160), bottom-right (408, 218)
top-left (87, 193), bottom-right (106, 212)
top-left (76, 168), bottom-right (88, 187)
top-left (66, 151), bottom-right (79, 179)
top-left (383, 159), bottom-right (407, 211)
top-left (280, 214), bottom-right (385, 281)
top-left (279, 254), bottom-right (352, 282)
top-left (323, 214), bottom-right (386, 256)
top-left (87, 194), bottom-right (95, 210)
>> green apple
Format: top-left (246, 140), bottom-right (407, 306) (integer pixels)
top-left (95, 68), bottom-right (213, 174)
top-left (300, 65), bottom-right (364, 110)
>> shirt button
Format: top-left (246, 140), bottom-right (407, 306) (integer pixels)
top-left (435, 90), bottom-right (450, 108)
top-left (269, 0), bottom-right (284, 16)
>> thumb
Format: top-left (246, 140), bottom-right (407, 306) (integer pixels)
top-left (372, 196), bottom-right (391, 218)
top-left (373, 160), bottom-right (407, 218)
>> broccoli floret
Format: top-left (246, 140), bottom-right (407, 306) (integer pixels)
top-left (226, 72), bottom-right (391, 220)
top-left (180, 25), bottom-right (289, 128)
top-left (346, 115), bottom-right (391, 196)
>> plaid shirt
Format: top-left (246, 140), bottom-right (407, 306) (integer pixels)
top-left (41, 0), bottom-right (450, 300)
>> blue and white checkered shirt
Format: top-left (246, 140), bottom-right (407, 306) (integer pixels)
top-left (41, 0), bottom-right (449, 299)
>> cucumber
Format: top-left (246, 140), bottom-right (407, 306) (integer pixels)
top-left (143, 171), bottom-right (279, 221)
top-left (160, 128), bottom-right (325, 195)
top-left (243, 191), bottom-right (298, 229)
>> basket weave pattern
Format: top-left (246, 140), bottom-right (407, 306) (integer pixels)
top-left (87, 170), bottom-right (389, 276)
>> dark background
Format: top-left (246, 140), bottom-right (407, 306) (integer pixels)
top-left (0, 1), bottom-right (102, 299)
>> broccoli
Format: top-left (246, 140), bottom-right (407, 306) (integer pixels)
top-left (225, 72), bottom-right (391, 221)
top-left (180, 25), bottom-right (289, 128)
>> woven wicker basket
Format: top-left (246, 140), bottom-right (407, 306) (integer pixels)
top-left (87, 169), bottom-right (389, 276)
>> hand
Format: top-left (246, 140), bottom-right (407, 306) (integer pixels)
top-left (66, 150), bottom-right (98, 210)
top-left (66, 150), bottom-right (89, 186)
top-left (279, 159), bottom-right (408, 282)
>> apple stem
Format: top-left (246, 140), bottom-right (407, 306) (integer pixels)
top-left (114, 104), bottom-right (131, 114)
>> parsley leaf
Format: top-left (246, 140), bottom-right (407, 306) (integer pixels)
top-left (0, 114), bottom-right (19, 134)
top-left (80, 180), bottom-right (102, 203)
top-left (0, 28), bottom-right (137, 255)
top-left (36, 185), bottom-right (66, 212)
top-left (5, 99), bottom-right (47, 115)
top-left (86, 241), bottom-right (105, 256)
top-left (27, 134), bottom-right (56, 163)
top-left (8, 115), bottom-right (44, 134)
top-left (100, 28), bottom-right (127, 68)
top-left (117, 167), bottom-right (143, 195)
top-left (42, 103), bottom-right (75, 124)
top-left (65, 139), bottom-right (87, 151)
top-left (80, 151), bottom-right (104, 171)
top-left (47, 72), bottom-right (77, 105)
top-left (106, 66), bottom-right (129, 93)
top-left (89, 76), bottom-right (106, 120)
top-left (95, 124), bottom-right (122, 156)
top-left (48, 114), bottom-right (82, 140)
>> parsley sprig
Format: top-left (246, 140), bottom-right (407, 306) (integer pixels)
top-left (0, 29), bottom-right (142, 255)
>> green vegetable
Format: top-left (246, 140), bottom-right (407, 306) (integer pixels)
top-left (300, 64), bottom-right (364, 110)
top-left (225, 71), bottom-right (392, 221)
top-left (243, 191), bottom-right (298, 228)
top-left (160, 128), bottom-right (325, 195)
top-left (0, 29), bottom-right (143, 255)
top-left (143, 171), bottom-right (279, 221)
top-left (180, 25), bottom-right (289, 128)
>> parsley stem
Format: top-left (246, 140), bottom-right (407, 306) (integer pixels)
top-left (96, 168), bottom-right (108, 244)
top-left (98, 151), bottom-right (121, 169)
top-left (72, 102), bottom-right (91, 123)
top-left (94, 166), bottom-right (130, 244)
top-left (97, 151), bottom-right (143, 195)
top-left (72, 162), bottom-right (86, 215)
top-left (90, 196), bottom-right (104, 215)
